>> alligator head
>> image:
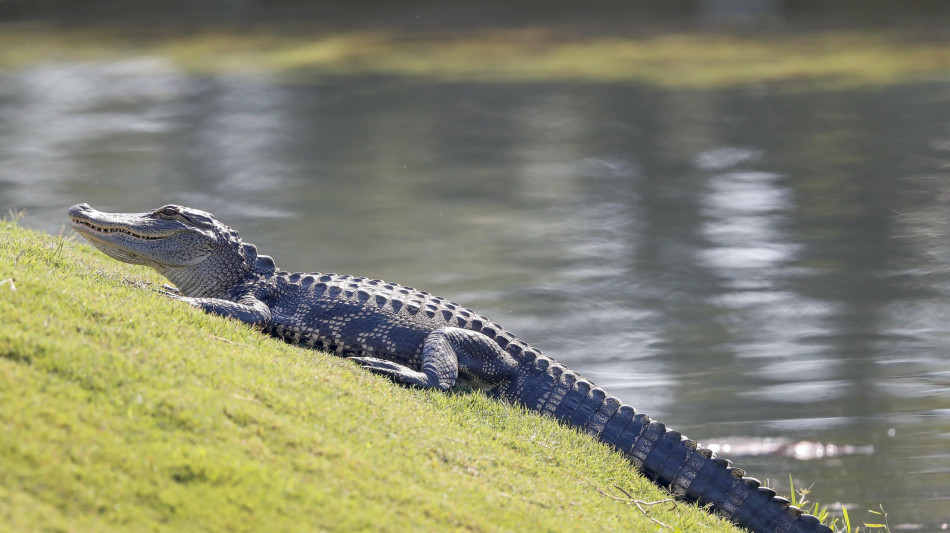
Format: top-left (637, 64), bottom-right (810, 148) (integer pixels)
top-left (67, 203), bottom-right (258, 297)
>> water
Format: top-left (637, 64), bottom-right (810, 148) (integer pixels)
top-left (3, 45), bottom-right (950, 531)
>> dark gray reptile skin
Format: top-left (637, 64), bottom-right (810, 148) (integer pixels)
top-left (68, 203), bottom-right (833, 533)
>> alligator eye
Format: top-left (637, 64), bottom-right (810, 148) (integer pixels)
top-left (157, 206), bottom-right (180, 217)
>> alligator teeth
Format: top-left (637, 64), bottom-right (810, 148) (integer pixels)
top-left (73, 219), bottom-right (162, 240)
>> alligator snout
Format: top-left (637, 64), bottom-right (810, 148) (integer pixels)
top-left (67, 203), bottom-right (92, 217)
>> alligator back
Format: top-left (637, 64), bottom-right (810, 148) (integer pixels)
top-left (259, 271), bottom-right (524, 363)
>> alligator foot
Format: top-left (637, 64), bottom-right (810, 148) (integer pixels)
top-left (350, 327), bottom-right (518, 392)
top-left (154, 288), bottom-right (273, 327)
top-left (348, 357), bottom-right (436, 388)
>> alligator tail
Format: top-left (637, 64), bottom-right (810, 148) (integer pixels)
top-left (503, 356), bottom-right (832, 533)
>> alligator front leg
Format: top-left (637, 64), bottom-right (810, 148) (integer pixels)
top-left (349, 327), bottom-right (518, 392)
top-left (161, 291), bottom-right (272, 327)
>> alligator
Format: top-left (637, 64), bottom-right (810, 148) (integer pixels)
top-left (68, 202), bottom-right (833, 533)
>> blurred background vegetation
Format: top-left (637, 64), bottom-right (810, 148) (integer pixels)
top-left (2, 1), bottom-right (950, 86)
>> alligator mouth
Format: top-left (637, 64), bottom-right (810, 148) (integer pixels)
top-left (69, 218), bottom-right (167, 241)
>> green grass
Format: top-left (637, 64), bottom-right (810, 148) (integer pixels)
top-left (1, 27), bottom-right (950, 88)
top-left (0, 218), bottom-right (744, 532)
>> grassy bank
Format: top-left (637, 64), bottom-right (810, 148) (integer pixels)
top-left (0, 218), bottom-right (742, 532)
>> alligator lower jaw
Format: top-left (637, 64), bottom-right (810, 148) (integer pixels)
top-left (69, 218), bottom-right (168, 241)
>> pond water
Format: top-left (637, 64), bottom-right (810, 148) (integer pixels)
top-left (2, 36), bottom-right (950, 530)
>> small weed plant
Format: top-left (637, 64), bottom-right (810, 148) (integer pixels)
top-left (788, 475), bottom-right (890, 533)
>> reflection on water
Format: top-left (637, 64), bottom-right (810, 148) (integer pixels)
top-left (705, 438), bottom-right (875, 461)
top-left (3, 60), bottom-right (950, 528)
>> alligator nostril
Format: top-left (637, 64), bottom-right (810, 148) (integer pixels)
top-left (68, 203), bottom-right (88, 217)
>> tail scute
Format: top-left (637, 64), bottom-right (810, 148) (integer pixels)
top-left (598, 400), bottom-right (833, 533)
top-left (509, 363), bottom-right (832, 533)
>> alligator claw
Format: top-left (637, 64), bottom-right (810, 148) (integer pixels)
top-left (155, 286), bottom-right (183, 299)
top-left (155, 288), bottom-right (199, 308)
top-left (161, 284), bottom-right (182, 295)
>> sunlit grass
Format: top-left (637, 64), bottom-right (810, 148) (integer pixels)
top-left (787, 475), bottom-right (891, 533)
top-left (0, 218), bottom-right (743, 532)
top-left (0, 27), bottom-right (949, 88)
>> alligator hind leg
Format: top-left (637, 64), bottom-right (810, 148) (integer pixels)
top-left (349, 327), bottom-right (518, 392)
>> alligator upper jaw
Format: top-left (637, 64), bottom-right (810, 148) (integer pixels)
top-left (67, 203), bottom-right (179, 242)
